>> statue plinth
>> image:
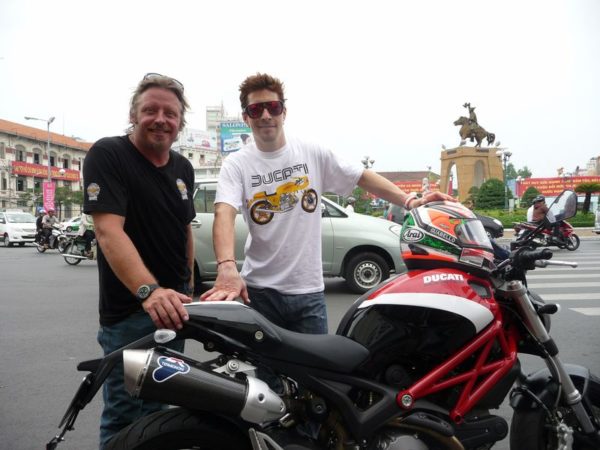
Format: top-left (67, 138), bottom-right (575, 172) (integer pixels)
top-left (440, 146), bottom-right (503, 201)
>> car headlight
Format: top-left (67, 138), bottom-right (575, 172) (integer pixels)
top-left (389, 224), bottom-right (402, 237)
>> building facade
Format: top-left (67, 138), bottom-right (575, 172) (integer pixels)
top-left (0, 118), bottom-right (91, 217)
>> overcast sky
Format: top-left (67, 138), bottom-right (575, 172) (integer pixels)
top-left (1, 0), bottom-right (598, 178)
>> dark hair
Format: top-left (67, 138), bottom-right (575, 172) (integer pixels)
top-left (128, 75), bottom-right (190, 133)
top-left (239, 73), bottom-right (285, 110)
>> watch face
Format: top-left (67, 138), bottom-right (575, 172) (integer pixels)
top-left (138, 285), bottom-right (151, 299)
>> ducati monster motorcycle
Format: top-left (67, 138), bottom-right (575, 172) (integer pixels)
top-left (48, 190), bottom-right (600, 450)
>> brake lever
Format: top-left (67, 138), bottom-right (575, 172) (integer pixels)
top-left (535, 260), bottom-right (578, 269)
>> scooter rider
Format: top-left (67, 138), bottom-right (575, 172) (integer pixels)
top-left (35, 209), bottom-right (46, 242)
top-left (41, 208), bottom-right (59, 247)
top-left (78, 213), bottom-right (95, 257)
top-left (527, 195), bottom-right (563, 244)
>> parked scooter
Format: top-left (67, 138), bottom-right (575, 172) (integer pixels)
top-left (35, 224), bottom-right (68, 253)
top-left (48, 191), bottom-right (600, 450)
top-left (513, 190), bottom-right (580, 251)
top-left (61, 235), bottom-right (97, 265)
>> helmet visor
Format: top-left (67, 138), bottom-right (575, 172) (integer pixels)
top-left (454, 219), bottom-right (493, 249)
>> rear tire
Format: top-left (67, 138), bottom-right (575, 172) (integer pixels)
top-left (105, 408), bottom-right (251, 450)
top-left (63, 243), bottom-right (82, 265)
top-left (344, 252), bottom-right (389, 294)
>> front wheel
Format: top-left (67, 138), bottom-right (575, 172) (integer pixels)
top-left (105, 408), bottom-right (251, 450)
top-left (2, 234), bottom-right (13, 247)
top-left (566, 234), bottom-right (580, 251)
top-left (344, 252), bottom-right (389, 294)
top-left (57, 237), bottom-right (69, 253)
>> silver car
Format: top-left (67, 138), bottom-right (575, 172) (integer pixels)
top-left (192, 180), bottom-right (405, 294)
top-left (594, 205), bottom-right (600, 235)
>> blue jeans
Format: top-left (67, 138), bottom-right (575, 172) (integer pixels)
top-left (97, 311), bottom-right (184, 449)
top-left (246, 286), bottom-right (328, 334)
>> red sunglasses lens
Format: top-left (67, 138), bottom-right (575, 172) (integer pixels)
top-left (246, 101), bottom-right (283, 118)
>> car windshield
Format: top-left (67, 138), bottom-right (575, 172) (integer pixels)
top-left (7, 213), bottom-right (36, 223)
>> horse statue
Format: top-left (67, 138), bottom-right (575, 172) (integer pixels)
top-left (453, 116), bottom-right (495, 147)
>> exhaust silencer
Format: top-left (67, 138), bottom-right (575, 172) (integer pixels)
top-left (123, 348), bottom-right (286, 423)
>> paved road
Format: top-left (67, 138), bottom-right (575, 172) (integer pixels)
top-left (0, 240), bottom-right (599, 449)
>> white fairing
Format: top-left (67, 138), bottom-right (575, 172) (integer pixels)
top-left (360, 293), bottom-right (494, 333)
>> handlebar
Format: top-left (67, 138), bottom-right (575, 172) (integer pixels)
top-left (495, 246), bottom-right (553, 273)
top-left (517, 248), bottom-right (553, 265)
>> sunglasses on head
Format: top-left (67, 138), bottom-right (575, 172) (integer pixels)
top-left (143, 73), bottom-right (184, 91)
top-left (244, 100), bottom-right (285, 119)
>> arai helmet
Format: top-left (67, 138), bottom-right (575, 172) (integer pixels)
top-left (400, 201), bottom-right (495, 276)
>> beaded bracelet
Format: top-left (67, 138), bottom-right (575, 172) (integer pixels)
top-left (403, 193), bottom-right (418, 210)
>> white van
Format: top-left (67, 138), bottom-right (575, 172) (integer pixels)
top-left (0, 209), bottom-right (37, 246)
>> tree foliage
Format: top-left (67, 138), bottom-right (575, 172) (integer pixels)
top-left (574, 182), bottom-right (600, 214)
top-left (517, 166), bottom-right (532, 178)
top-left (521, 186), bottom-right (542, 207)
top-left (476, 178), bottom-right (509, 209)
top-left (505, 163), bottom-right (518, 180)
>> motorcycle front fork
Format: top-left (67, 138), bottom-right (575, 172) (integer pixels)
top-left (499, 280), bottom-right (597, 435)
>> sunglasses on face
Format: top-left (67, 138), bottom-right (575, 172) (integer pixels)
top-left (143, 72), bottom-right (184, 91)
top-left (244, 100), bottom-right (285, 119)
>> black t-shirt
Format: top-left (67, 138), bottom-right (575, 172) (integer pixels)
top-left (83, 136), bottom-right (196, 326)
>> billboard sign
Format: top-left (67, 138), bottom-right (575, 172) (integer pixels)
top-left (178, 128), bottom-right (218, 151)
top-left (219, 121), bottom-right (252, 154)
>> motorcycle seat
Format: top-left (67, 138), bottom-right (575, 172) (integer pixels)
top-left (186, 302), bottom-right (369, 373)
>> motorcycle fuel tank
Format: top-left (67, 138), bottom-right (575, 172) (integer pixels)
top-left (337, 269), bottom-right (500, 379)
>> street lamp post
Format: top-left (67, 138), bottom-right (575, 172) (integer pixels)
top-left (24, 116), bottom-right (55, 181)
top-left (496, 149), bottom-right (512, 209)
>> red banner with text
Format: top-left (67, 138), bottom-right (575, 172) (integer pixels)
top-left (43, 181), bottom-right (56, 211)
top-left (516, 176), bottom-right (600, 197)
top-left (11, 161), bottom-right (80, 182)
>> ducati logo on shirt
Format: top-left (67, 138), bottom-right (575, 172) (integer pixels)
top-left (246, 176), bottom-right (318, 225)
top-left (176, 179), bottom-right (188, 200)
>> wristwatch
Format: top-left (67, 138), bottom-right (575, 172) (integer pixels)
top-left (135, 284), bottom-right (160, 303)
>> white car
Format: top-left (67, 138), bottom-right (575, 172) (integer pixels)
top-left (61, 216), bottom-right (82, 233)
top-left (192, 180), bottom-right (405, 294)
top-left (594, 206), bottom-right (600, 235)
top-left (0, 209), bottom-right (37, 247)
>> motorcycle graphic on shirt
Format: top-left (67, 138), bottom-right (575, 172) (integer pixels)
top-left (247, 176), bottom-right (318, 225)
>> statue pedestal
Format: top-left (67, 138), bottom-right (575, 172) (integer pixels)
top-left (440, 146), bottom-right (503, 201)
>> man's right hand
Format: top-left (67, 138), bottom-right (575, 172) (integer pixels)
top-left (200, 261), bottom-right (249, 304)
top-left (142, 287), bottom-right (192, 330)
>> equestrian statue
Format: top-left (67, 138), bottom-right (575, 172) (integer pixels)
top-left (453, 103), bottom-right (496, 147)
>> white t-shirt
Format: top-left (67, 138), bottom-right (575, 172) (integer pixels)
top-left (216, 137), bottom-right (363, 294)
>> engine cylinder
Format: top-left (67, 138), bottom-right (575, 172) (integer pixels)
top-left (123, 348), bottom-right (286, 423)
